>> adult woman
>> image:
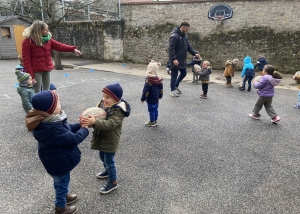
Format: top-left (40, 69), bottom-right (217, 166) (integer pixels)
top-left (22, 20), bottom-right (82, 93)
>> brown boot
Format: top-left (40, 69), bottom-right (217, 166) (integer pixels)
top-left (55, 205), bottom-right (78, 214)
top-left (228, 83), bottom-right (233, 88)
top-left (66, 193), bottom-right (78, 205)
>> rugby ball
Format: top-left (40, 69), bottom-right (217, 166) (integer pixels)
top-left (238, 82), bottom-right (243, 89)
top-left (253, 75), bottom-right (262, 84)
top-left (80, 107), bottom-right (106, 120)
top-left (294, 71), bottom-right (300, 84)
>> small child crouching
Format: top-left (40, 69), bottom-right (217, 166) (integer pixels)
top-left (194, 61), bottom-right (212, 99)
top-left (26, 90), bottom-right (89, 214)
top-left (141, 60), bottom-right (163, 127)
top-left (85, 83), bottom-right (131, 194)
top-left (15, 70), bottom-right (35, 113)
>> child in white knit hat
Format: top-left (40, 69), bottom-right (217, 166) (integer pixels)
top-left (141, 60), bottom-right (163, 127)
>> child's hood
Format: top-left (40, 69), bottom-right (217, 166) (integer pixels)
top-left (99, 99), bottom-right (131, 117)
top-left (243, 56), bottom-right (252, 64)
top-left (267, 75), bottom-right (281, 86)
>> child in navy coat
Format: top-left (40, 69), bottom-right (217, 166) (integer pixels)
top-left (141, 60), bottom-right (163, 127)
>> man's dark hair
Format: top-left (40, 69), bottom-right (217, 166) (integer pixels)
top-left (180, 21), bottom-right (190, 27)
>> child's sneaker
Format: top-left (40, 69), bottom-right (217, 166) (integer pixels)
top-left (99, 181), bottom-right (118, 194)
top-left (294, 103), bottom-right (300, 109)
top-left (248, 113), bottom-right (260, 120)
top-left (96, 170), bottom-right (109, 179)
top-left (271, 116), bottom-right (280, 123)
top-left (145, 121), bottom-right (157, 127)
top-left (200, 94), bottom-right (207, 99)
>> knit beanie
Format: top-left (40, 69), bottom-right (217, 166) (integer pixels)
top-left (102, 83), bottom-right (123, 102)
top-left (15, 70), bottom-right (30, 84)
top-left (232, 58), bottom-right (239, 65)
top-left (146, 60), bottom-right (161, 78)
top-left (50, 83), bottom-right (56, 91)
top-left (32, 90), bottom-right (58, 114)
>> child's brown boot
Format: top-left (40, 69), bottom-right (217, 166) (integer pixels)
top-left (66, 193), bottom-right (78, 205)
top-left (55, 205), bottom-right (78, 214)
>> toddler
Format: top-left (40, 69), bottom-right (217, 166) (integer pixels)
top-left (26, 90), bottom-right (89, 214)
top-left (194, 61), bottom-right (212, 99)
top-left (254, 55), bottom-right (268, 76)
top-left (223, 58), bottom-right (239, 88)
top-left (141, 60), bottom-right (163, 127)
top-left (85, 83), bottom-right (131, 194)
top-left (248, 65), bottom-right (282, 123)
top-left (187, 56), bottom-right (202, 84)
top-left (15, 70), bottom-right (35, 113)
top-left (240, 56), bottom-right (255, 92)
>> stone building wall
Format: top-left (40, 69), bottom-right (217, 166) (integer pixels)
top-left (56, 1), bottom-right (300, 73)
top-left (121, 0), bottom-right (300, 72)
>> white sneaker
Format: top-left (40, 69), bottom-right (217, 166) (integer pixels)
top-left (170, 90), bottom-right (179, 97)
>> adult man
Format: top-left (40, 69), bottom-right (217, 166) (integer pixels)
top-left (169, 21), bottom-right (201, 97)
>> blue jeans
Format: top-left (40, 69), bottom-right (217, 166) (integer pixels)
top-left (147, 103), bottom-right (159, 122)
top-left (51, 172), bottom-right (70, 208)
top-left (242, 75), bottom-right (254, 90)
top-left (99, 151), bottom-right (116, 182)
top-left (170, 68), bottom-right (187, 91)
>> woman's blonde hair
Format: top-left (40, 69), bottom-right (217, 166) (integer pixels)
top-left (22, 20), bottom-right (51, 46)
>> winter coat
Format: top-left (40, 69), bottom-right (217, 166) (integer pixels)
top-left (196, 67), bottom-right (212, 82)
top-left (17, 86), bottom-right (35, 113)
top-left (223, 60), bottom-right (236, 77)
top-left (254, 57), bottom-right (268, 71)
top-left (91, 99), bottom-right (131, 153)
top-left (254, 74), bottom-right (281, 97)
top-left (168, 27), bottom-right (198, 69)
top-left (241, 56), bottom-right (254, 77)
top-left (22, 37), bottom-right (76, 78)
top-left (141, 77), bottom-right (163, 104)
top-left (26, 110), bottom-right (89, 176)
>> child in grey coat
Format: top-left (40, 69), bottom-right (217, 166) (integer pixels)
top-left (194, 61), bottom-right (212, 99)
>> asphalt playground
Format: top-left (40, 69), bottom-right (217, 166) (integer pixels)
top-left (1, 58), bottom-right (300, 214)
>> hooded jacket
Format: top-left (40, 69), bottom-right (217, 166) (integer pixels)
top-left (241, 56), bottom-right (254, 78)
top-left (22, 31), bottom-right (76, 78)
top-left (254, 57), bottom-right (268, 71)
top-left (141, 77), bottom-right (163, 104)
top-left (223, 60), bottom-right (236, 77)
top-left (91, 99), bottom-right (131, 152)
top-left (168, 27), bottom-right (198, 69)
top-left (254, 74), bottom-right (281, 97)
top-left (26, 110), bottom-right (89, 176)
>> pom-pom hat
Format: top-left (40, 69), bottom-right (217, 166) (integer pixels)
top-left (146, 60), bottom-right (161, 78)
top-left (102, 83), bottom-right (123, 102)
top-left (32, 90), bottom-right (58, 114)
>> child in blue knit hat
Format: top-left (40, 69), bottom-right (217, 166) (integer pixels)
top-left (85, 83), bottom-right (131, 194)
top-left (26, 90), bottom-right (89, 214)
top-left (15, 70), bottom-right (35, 113)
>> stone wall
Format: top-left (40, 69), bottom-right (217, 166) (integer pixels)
top-left (56, 20), bottom-right (123, 61)
top-left (121, 0), bottom-right (300, 73)
top-left (55, 1), bottom-right (300, 73)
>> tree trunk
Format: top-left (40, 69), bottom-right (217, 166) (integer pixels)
top-left (51, 29), bottom-right (63, 70)
top-left (53, 50), bottom-right (63, 70)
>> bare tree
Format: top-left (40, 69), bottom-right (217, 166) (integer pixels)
top-left (0, 0), bottom-right (104, 69)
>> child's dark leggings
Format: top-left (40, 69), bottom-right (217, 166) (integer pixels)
top-left (225, 76), bottom-right (231, 84)
top-left (202, 83), bottom-right (208, 95)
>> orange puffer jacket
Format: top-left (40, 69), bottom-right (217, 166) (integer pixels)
top-left (22, 38), bottom-right (76, 78)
